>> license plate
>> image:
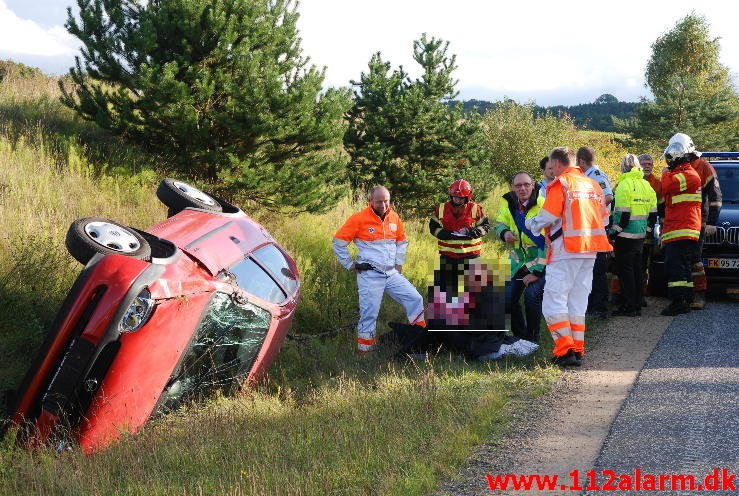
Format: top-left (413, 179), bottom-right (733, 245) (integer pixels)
top-left (706, 258), bottom-right (739, 269)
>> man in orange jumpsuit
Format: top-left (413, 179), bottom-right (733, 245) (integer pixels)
top-left (526, 147), bottom-right (612, 366)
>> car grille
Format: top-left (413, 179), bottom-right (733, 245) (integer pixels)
top-left (727, 227), bottom-right (739, 245)
top-left (704, 227), bottom-right (725, 245)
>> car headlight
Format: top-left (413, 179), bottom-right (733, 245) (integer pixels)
top-left (119, 288), bottom-right (155, 333)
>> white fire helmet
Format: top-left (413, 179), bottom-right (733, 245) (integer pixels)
top-left (667, 133), bottom-right (701, 157)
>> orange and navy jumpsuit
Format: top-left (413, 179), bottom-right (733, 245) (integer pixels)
top-left (660, 163), bottom-right (702, 301)
top-left (333, 205), bottom-right (425, 352)
top-left (688, 158), bottom-right (723, 292)
top-left (525, 166), bottom-right (611, 358)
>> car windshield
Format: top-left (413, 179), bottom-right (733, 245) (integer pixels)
top-left (155, 292), bottom-right (271, 414)
top-left (714, 164), bottom-right (739, 203)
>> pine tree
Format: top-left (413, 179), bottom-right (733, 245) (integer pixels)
top-left (60, 0), bottom-right (352, 213)
top-left (344, 35), bottom-right (492, 217)
top-left (619, 13), bottom-right (739, 150)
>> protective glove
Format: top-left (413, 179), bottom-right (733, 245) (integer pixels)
top-left (704, 225), bottom-right (717, 236)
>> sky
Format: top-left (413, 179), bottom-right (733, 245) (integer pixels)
top-left (1, 0), bottom-right (737, 106)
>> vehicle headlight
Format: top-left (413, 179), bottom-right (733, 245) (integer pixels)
top-left (119, 288), bottom-right (155, 333)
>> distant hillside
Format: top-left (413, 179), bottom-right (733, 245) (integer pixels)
top-left (453, 94), bottom-right (640, 132)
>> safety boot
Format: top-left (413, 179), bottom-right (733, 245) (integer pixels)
top-left (661, 299), bottom-right (691, 316)
top-left (690, 291), bottom-right (706, 310)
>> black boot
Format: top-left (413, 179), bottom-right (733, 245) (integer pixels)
top-left (661, 299), bottom-right (691, 316)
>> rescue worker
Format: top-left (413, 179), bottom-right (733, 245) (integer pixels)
top-left (526, 147), bottom-right (611, 366)
top-left (576, 146), bottom-right (613, 319)
top-left (495, 171), bottom-right (547, 343)
top-left (659, 141), bottom-right (703, 316)
top-left (666, 133), bottom-right (722, 310)
top-left (333, 186), bottom-right (425, 354)
top-left (429, 179), bottom-right (490, 292)
top-left (639, 153), bottom-right (661, 303)
top-left (538, 156), bottom-right (554, 198)
top-left (609, 154), bottom-right (657, 316)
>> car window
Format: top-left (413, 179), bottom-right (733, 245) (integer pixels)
top-left (156, 292), bottom-right (271, 414)
top-left (229, 256), bottom-right (286, 303)
top-left (715, 166), bottom-right (738, 203)
top-left (252, 244), bottom-right (299, 295)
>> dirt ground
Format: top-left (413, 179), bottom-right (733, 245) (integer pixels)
top-left (434, 295), bottom-right (674, 496)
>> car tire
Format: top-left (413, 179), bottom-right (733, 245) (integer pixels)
top-left (156, 179), bottom-right (222, 215)
top-left (66, 217), bottom-right (152, 265)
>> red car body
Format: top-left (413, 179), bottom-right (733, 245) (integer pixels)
top-left (6, 206), bottom-right (299, 453)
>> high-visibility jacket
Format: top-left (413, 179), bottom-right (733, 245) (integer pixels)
top-left (494, 189), bottom-right (547, 277)
top-left (689, 158), bottom-right (722, 226)
top-left (332, 205), bottom-right (408, 271)
top-left (527, 166), bottom-right (611, 260)
top-left (429, 201), bottom-right (490, 258)
top-left (611, 167), bottom-right (658, 239)
top-left (660, 163), bottom-right (702, 244)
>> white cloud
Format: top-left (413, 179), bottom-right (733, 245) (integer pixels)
top-left (0, 0), bottom-right (78, 57)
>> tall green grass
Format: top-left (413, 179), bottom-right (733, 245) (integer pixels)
top-left (0, 64), bottom-right (620, 495)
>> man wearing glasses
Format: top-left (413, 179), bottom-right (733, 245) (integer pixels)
top-left (494, 171), bottom-right (547, 344)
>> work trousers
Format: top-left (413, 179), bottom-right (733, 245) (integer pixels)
top-left (614, 237), bottom-right (645, 312)
top-left (509, 272), bottom-right (545, 343)
top-left (542, 258), bottom-right (595, 357)
top-left (357, 269), bottom-right (424, 351)
top-left (587, 252), bottom-right (609, 314)
top-left (665, 240), bottom-right (697, 302)
top-left (690, 228), bottom-right (707, 292)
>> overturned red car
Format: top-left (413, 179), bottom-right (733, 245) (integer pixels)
top-left (3, 179), bottom-right (300, 453)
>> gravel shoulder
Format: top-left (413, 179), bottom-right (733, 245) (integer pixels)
top-left (434, 296), bottom-right (673, 496)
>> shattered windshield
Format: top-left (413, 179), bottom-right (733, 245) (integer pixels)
top-left (155, 292), bottom-right (271, 414)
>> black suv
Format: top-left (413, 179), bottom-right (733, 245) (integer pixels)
top-left (649, 152), bottom-right (739, 295)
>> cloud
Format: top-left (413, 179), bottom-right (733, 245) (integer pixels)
top-left (0, 0), bottom-right (78, 57)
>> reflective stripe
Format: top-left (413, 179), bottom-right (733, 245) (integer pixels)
top-left (649, 207), bottom-right (658, 213)
top-left (471, 204), bottom-right (479, 218)
top-left (431, 216), bottom-right (441, 224)
top-left (438, 238), bottom-right (484, 246)
top-left (548, 321), bottom-right (570, 331)
top-left (545, 313), bottom-right (569, 324)
top-left (629, 215), bottom-right (647, 220)
top-left (672, 193), bottom-right (702, 203)
top-left (537, 209), bottom-right (560, 223)
top-left (437, 244), bottom-right (483, 254)
top-left (570, 315), bottom-right (585, 326)
top-left (357, 337), bottom-right (376, 345)
top-left (675, 173), bottom-right (687, 192)
top-left (356, 239), bottom-right (397, 245)
top-left (563, 228), bottom-right (607, 237)
top-left (661, 229), bottom-right (700, 241)
top-left (571, 323), bottom-right (585, 331)
top-left (709, 201), bottom-right (722, 207)
top-left (668, 281), bottom-right (694, 288)
top-left (572, 330), bottom-right (585, 341)
top-left (438, 203), bottom-right (445, 219)
top-left (615, 206), bottom-right (630, 212)
top-left (612, 225), bottom-right (623, 232)
top-left (618, 232), bottom-right (646, 239)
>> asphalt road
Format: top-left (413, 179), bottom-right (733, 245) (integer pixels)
top-left (587, 301), bottom-right (739, 495)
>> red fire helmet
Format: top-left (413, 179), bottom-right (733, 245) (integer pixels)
top-left (449, 179), bottom-right (472, 200)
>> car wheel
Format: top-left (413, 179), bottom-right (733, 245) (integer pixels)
top-left (66, 217), bottom-right (152, 265)
top-left (156, 178), bottom-right (222, 216)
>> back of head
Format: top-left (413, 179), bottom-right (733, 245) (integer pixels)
top-left (550, 147), bottom-right (575, 167)
top-left (663, 142), bottom-right (691, 168)
top-left (620, 154), bottom-right (641, 173)
top-left (576, 146), bottom-right (595, 166)
top-left (539, 156), bottom-right (549, 170)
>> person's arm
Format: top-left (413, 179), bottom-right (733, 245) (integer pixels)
top-left (647, 188), bottom-right (658, 238)
top-left (467, 204), bottom-right (490, 238)
top-left (394, 216), bottom-right (408, 269)
top-left (610, 183), bottom-right (631, 237)
top-left (430, 205), bottom-right (471, 240)
top-left (525, 182), bottom-right (564, 233)
top-left (704, 164), bottom-right (722, 226)
top-left (332, 215), bottom-right (358, 270)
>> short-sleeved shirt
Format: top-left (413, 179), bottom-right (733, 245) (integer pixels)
top-left (584, 165), bottom-right (613, 212)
